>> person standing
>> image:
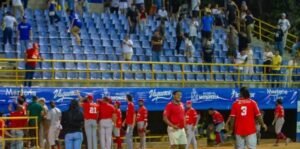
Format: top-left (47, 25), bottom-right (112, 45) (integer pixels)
top-left (99, 97), bottom-right (116, 149)
top-left (272, 99), bottom-right (290, 146)
top-left (244, 10), bottom-right (254, 43)
top-left (113, 101), bottom-right (123, 149)
top-left (163, 90), bottom-right (187, 149)
top-left (244, 45), bottom-right (254, 79)
top-left (127, 4), bottom-right (138, 34)
top-left (38, 98), bottom-right (49, 149)
top-left (122, 34), bottom-right (133, 61)
top-left (227, 25), bottom-right (238, 58)
top-left (274, 25), bottom-right (284, 56)
top-left (61, 99), bottom-right (84, 149)
top-left (136, 99), bottom-right (148, 149)
top-left (226, 0), bottom-right (237, 26)
top-left (0, 112), bottom-right (13, 149)
top-left (151, 30), bottom-right (163, 61)
top-left (12, 0), bottom-right (24, 19)
top-left (184, 34), bottom-right (195, 63)
top-left (271, 50), bottom-right (282, 88)
top-left (201, 10), bottom-right (214, 42)
top-left (2, 11), bottom-right (17, 51)
top-left (23, 43), bottom-right (42, 87)
top-left (47, 101), bottom-right (62, 149)
top-left (278, 13), bottom-right (290, 50)
top-left (208, 108), bottom-right (224, 145)
top-left (175, 17), bottom-right (184, 55)
top-left (189, 17), bottom-right (199, 44)
top-left (233, 50), bottom-right (248, 88)
top-left (9, 105), bottom-right (27, 149)
top-left (263, 45), bottom-right (274, 81)
top-left (17, 16), bottom-right (31, 58)
top-left (226, 87), bottom-right (267, 149)
top-left (48, 0), bottom-right (61, 24)
top-left (185, 100), bottom-right (198, 149)
top-left (123, 94), bottom-right (135, 149)
top-left (202, 37), bottom-right (215, 73)
top-left (191, 0), bottom-right (200, 18)
top-left (67, 9), bottom-right (82, 45)
top-left (79, 94), bottom-right (98, 149)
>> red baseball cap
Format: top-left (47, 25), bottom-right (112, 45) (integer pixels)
top-left (115, 101), bottom-right (121, 106)
top-left (186, 100), bottom-right (192, 105)
top-left (138, 98), bottom-right (144, 102)
top-left (86, 94), bottom-right (93, 101)
top-left (33, 43), bottom-right (39, 49)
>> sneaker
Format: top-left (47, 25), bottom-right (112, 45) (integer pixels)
top-left (285, 138), bottom-right (291, 145)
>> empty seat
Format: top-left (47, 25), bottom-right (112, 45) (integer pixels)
top-left (186, 74), bottom-right (195, 81)
top-left (124, 72), bottom-right (134, 80)
top-left (142, 64), bottom-right (151, 71)
top-left (155, 73), bottom-right (165, 80)
top-left (135, 73), bottom-right (145, 80)
top-left (102, 72), bottom-right (112, 80)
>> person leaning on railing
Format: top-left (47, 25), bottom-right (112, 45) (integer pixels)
top-left (271, 50), bottom-right (282, 88)
top-left (263, 45), bottom-right (274, 81)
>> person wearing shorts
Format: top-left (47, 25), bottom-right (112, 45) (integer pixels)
top-left (122, 35), bottom-right (133, 61)
top-left (136, 99), bottom-right (148, 149)
top-left (208, 108), bottom-right (224, 145)
top-left (163, 91), bottom-right (187, 149)
top-left (113, 101), bottom-right (122, 149)
top-left (185, 100), bottom-right (198, 149)
top-left (47, 101), bottom-right (62, 149)
top-left (226, 87), bottom-right (267, 149)
top-left (67, 9), bottom-right (82, 45)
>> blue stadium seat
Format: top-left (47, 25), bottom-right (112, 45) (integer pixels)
top-left (54, 62), bottom-right (64, 70)
top-left (163, 64), bottom-right (171, 72)
top-left (132, 64), bottom-right (141, 71)
top-left (102, 72), bottom-right (113, 80)
top-left (215, 74), bottom-right (224, 81)
top-left (43, 72), bottom-right (52, 79)
top-left (142, 64), bottom-right (151, 71)
top-left (67, 72), bottom-right (78, 80)
top-left (154, 64), bottom-right (163, 72)
top-left (90, 72), bottom-right (101, 80)
top-left (173, 65), bottom-right (181, 72)
top-left (124, 73), bottom-right (134, 80)
top-left (155, 73), bottom-right (165, 80)
top-left (135, 73), bottom-right (144, 80)
top-left (186, 74), bottom-right (195, 81)
top-left (176, 74), bottom-right (183, 80)
top-left (55, 72), bottom-right (65, 79)
top-left (122, 64), bottom-right (131, 71)
top-left (225, 74), bottom-right (233, 81)
top-left (79, 72), bottom-right (87, 80)
top-left (166, 74), bottom-right (176, 80)
top-left (89, 63), bottom-right (99, 70)
top-left (65, 62), bottom-right (76, 70)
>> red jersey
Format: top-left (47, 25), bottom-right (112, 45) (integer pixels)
top-left (185, 108), bottom-right (198, 126)
top-left (275, 105), bottom-right (284, 118)
top-left (230, 98), bottom-right (261, 136)
top-left (125, 102), bottom-right (135, 125)
top-left (26, 48), bottom-right (40, 67)
top-left (115, 108), bottom-right (122, 128)
top-left (212, 111), bottom-right (224, 124)
top-left (136, 106), bottom-right (148, 122)
top-left (0, 119), bottom-right (4, 137)
top-left (82, 102), bottom-right (99, 120)
top-left (163, 101), bottom-right (185, 129)
top-left (99, 102), bottom-right (115, 119)
top-left (10, 110), bottom-right (28, 128)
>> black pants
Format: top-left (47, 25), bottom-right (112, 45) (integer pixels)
top-left (3, 27), bottom-right (13, 49)
top-left (24, 64), bottom-right (35, 87)
top-left (49, 13), bottom-right (61, 24)
top-left (129, 23), bottom-right (137, 34)
top-left (176, 36), bottom-right (183, 54)
top-left (110, 7), bottom-right (119, 14)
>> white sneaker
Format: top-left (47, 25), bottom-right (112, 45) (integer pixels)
top-left (285, 138), bottom-right (291, 145)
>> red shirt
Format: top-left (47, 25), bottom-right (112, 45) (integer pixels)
top-left (26, 48), bottom-right (40, 67)
top-left (185, 108), bottom-right (198, 126)
top-left (230, 98), bottom-right (261, 136)
top-left (125, 102), bottom-right (135, 125)
top-left (163, 101), bottom-right (185, 129)
top-left (10, 111), bottom-right (28, 128)
top-left (212, 110), bottom-right (224, 124)
top-left (115, 108), bottom-right (122, 128)
top-left (136, 106), bottom-right (148, 122)
top-left (99, 102), bottom-right (115, 120)
top-left (0, 119), bottom-right (4, 137)
top-left (82, 102), bottom-right (99, 120)
top-left (275, 105), bottom-right (284, 118)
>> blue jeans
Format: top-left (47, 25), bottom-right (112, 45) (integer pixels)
top-left (3, 27), bottom-right (13, 49)
top-left (152, 50), bottom-right (161, 61)
top-left (272, 70), bottom-right (281, 88)
top-left (65, 132), bottom-right (83, 149)
top-left (275, 41), bottom-right (284, 56)
top-left (10, 130), bottom-right (24, 149)
top-left (125, 125), bottom-right (134, 149)
top-left (20, 40), bottom-right (29, 58)
top-left (23, 64), bottom-right (35, 87)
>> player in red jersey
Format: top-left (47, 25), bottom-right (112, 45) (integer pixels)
top-left (163, 90), bottom-right (187, 149)
top-left (208, 108), bottom-right (224, 145)
top-left (272, 99), bottom-right (290, 146)
top-left (136, 99), bottom-right (148, 149)
top-left (9, 105), bottom-right (28, 148)
top-left (226, 87), bottom-right (267, 149)
top-left (185, 100), bottom-right (198, 149)
top-left (123, 94), bottom-right (135, 149)
top-left (79, 93), bottom-right (99, 149)
top-left (113, 101), bottom-right (122, 149)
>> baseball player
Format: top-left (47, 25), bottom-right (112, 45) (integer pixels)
top-left (208, 108), bottom-right (225, 145)
top-left (123, 94), bottom-right (136, 149)
top-left (47, 101), bottom-right (62, 149)
top-left (79, 93), bottom-right (99, 149)
top-left (226, 87), bottom-right (267, 149)
top-left (136, 99), bottom-right (148, 149)
top-left (272, 99), bottom-right (290, 146)
top-left (185, 100), bottom-right (198, 149)
top-left (98, 97), bottom-right (116, 149)
top-left (113, 101), bottom-right (123, 149)
top-left (163, 90), bottom-right (187, 149)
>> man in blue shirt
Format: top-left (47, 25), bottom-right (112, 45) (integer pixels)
top-left (201, 11), bottom-right (214, 42)
top-left (17, 16), bottom-right (31, 58)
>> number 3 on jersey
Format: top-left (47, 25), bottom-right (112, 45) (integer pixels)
top-left (241, 106), bottom-right (247, 116)
top-left (89, 107), bottom-right (97, 114)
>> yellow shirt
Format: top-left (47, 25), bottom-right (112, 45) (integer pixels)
top-left (272, 55), bottom-right (282, 71)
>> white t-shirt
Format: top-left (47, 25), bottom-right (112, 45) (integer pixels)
top-left (192, 0), bottom-right (200, 11)
top-left (212, 8), bottom-right (221, 15)
top-left (135, 0), bottom-right (144, 4)
top-left (263, 51), bottom-right (273, 62)
top-left (158, 9), bottom-right (168, 18)
top-left (4, 15), bottom-right (17, 29)
top-left (278, 18), bottom-right (290, 32)
top-left (122, 39), bottom-right (133, 53)
top-left (235, 53), bottom-right (248, 70)
top-left (189, 20), bottom-right (199, 37)
top-left (111, 0), bottom-right (120, 7)
top-left (47, 107), bottom-right (62, 127)
top-left (12, 0), bottom-right (23, 6)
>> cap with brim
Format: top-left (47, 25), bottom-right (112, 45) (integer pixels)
top-left (186, 100), bottom-right (192, 105)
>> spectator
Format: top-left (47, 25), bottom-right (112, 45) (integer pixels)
top-left (8, 94), bottom-right (27, 113)
top-left (156, 20), bottom-right (165, 39)
top-left (263, 45), bottom-right (273, 81)
top-left (17, 16), bottom-right (32, 58)
top-left (2, 11), bottom-right (17, 51)
top-left (138, 6), bottom-right (147, 33)
top-left (151, 30), bottom-right (163, 61)
top-left (12, 0), bottom-right (24, 19)
top-left (244, 10), bottom-right (254, 43)
top-left (175, 16), bottom-right (184, 55)
top-left (244, 45), bottom-right (254, 78)
top-left (240, 0), bottom-right (248, 21)
top-left (135, 0), bottom-right (144, 11)
top-left (0, 112), bottom-right (13, 149)
top-left (122, 34), bottom-right (133, 61)
top-left (292, 36), bottom-right (300, 57)
top-left (274, 25), bottom-right (284, 56)
top-left (110, 0), bottom-right (120, 14)
top-left (227, 25), bottom-right (238, 58)
top-left (171, 0), bottom-right (182, 21)
top-left (191, 0), bottom-right (200, 18)
top-left (202, 38), bottom-right (215, 73)
top-left (184, 33), bottom-right (195, 63)
top-left (287, 56), bottom-right (299, 87)
top-left (1, 0), bottom-right (10, 12)
top-left (47, 101), bottom-right (62, 149)
top-left (48, 0), bottom-right (61, 24)
top-left (189, 17), bottom-right (199, 44)
top-left (119, 0), bottom-right (128, 14)
top-left (233, 50), bottom-right (248, 88)
top-left (278, 13), bottom-right (290, 49)
top-left (157, 7), bottom-right (168, 21)
top-left (238, 31), bottom-right (249, 52)
top-left (9, 105), bottom-right (27, 149)
top-left (204, 3), bottom-right (212, 14)
top-left (61, 99), bottom-right (84, 149)
top-left (114, 101), bottom-right (122, 149)
top-left (212, 4), bottom-right (224, 27)
top-left (201, 10), bottom-right (214, 43)
top-left (67, 9), bottom-right (82, 45)
top-left (75, 0), bottom-right (84, 16)
top-left (271, 50), bottom-right (282, 88)
top-left (27, 96), bottom-right (44, 148)
top-left (127, 4), bottom-right (138, 34)
top-left (136, 99), bottom-right (148, 149)
top-left (227, 0), bottom-right (237, 26)
top-left (38, 98), bottom-right (49, 149)
top-left (123, 94), bottom-right (135, 149)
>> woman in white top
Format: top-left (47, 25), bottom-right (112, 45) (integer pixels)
top-left (189, 17), bottom-right (199, 43)
top-left (244, 46), bottom-right (254, 76)
top-left (184, 34), bottom-right (195, 63)
top-left (263, 45), bottom-right (274, 80)
top-left (122, 35), bottom-right (133, 61)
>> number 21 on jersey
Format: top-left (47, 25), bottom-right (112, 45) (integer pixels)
top-left (89, 107), bottom-right (97, 114)
top-left (241, 106), bottom-right (247, 116)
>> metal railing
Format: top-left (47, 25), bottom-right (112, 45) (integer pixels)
top-left (0, 59), bottom-right (299, 88)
